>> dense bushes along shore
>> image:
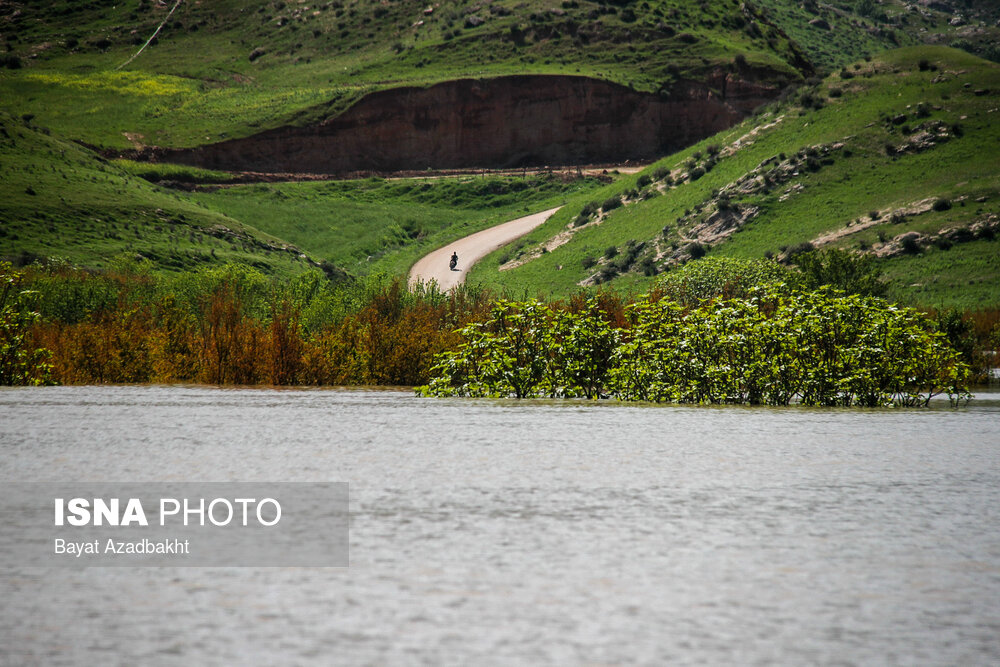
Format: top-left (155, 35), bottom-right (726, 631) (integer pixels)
top-left (1, 259), bottom-right (493, 386)
top-left (2, 257), bottom-right (997, 405)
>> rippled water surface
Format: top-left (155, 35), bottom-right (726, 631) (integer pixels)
top-left (2, 385), bottom-right (999, 665)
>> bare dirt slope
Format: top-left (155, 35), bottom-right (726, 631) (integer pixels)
top-left (154, 74), bottom-right (778, 174)
top-left (408, 207), bottom-right (561, 291)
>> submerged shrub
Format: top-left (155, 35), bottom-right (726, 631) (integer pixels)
top-left (421, 299), bottom-right (619, 399)
top-left (421, 287), bottom-right (971, 407)
top-left (21, 263), bottom-right (494, 386)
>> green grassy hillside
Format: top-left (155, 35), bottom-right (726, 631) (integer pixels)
top-left (3, 0), bottom-right (785, 277)
top-left (755, 0), bottom-right (1000, 72)
top-left (0, 112), bottom-right (325, 276)
top-left (4, 0), bottom-right (995, 152)
top-left (185, 173), bottom-right (608, 276)
top-left (0, 0), bottom-right (807, 149)
top-left (0, 106), bottom-right (606, 275)
top-left (2, 2), bottom-right (998, 307)
top-left (468, 47), bottom-right (1000, 309)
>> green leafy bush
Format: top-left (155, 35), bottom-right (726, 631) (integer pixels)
top-left (421, 287), bottom-right (971, 407)
top-left (420, 299), bottom-right (619, 398)
top-left (0, 263), bottom-right (53, 385)
top-left (658, 257), bottom-right (793, 304)
top-left (793, 248), bottom-right (887, 297)
top-left (602, 195), bottom-right (623, 212)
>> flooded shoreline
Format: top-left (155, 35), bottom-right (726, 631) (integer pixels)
top-left (2, 386), bottom-right (999, 664)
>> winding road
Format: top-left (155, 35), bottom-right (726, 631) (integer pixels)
top-left (408, 207), bottom-right (561, 291)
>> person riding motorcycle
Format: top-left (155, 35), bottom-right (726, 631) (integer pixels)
top-left (449, 252), bottom-right (458, 270)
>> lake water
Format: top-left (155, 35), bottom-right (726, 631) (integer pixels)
top-left (2, 385), bottom-right (999, 665)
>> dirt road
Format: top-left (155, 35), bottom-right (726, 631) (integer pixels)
top-left (408, 207), bottom-right (562, 291)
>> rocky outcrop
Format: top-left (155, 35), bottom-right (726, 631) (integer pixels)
top-left (155, 73), bottom-right (782, 174)
top-left (875, 214), bottom-right (999, 257)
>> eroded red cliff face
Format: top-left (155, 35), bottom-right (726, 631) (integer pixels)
top-left (160, 73), bottom-right (781, 173)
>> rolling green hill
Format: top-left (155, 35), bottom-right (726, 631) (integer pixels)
top-left (0, 107), bottom-right (606, 276)
top-left (0, 0), bottom-right (809, 150)
top-left (0, 111), bottom-right (329, 276)
top-left (467, 46), bottom-right (1000, 309)
top-left (4, 0), bottom-right (995, 151)
top-left (184, 172), bottom-right (608, 276)
top-left (1, 0), bottom-right (803, 276)
top-left (1, 2), bottom-right (998, 307)
top-left (754, 0), bottom-right (1000, 72)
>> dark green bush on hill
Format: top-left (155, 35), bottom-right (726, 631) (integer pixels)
top-left (687, 241), bottom-right (707, 259)
top-left (793, 248), bottom-right (887, 297)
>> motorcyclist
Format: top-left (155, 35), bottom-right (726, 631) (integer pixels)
top-left (449, 252), bottom-right (458, 270)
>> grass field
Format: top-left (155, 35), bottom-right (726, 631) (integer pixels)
top-left (187, 174), bottom-right (608, 276)
top-left (883, 239), bottom-right (1000, 310)
top-left (3, 1), bottom-right (993, 151)
top-left (0, 112), bottom-right (314, 276)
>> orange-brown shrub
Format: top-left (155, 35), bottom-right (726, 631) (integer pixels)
top-left (197, 284), bottom-right (265, 385)
top-left (32, 302), bottom-right (156, 383)
top-left (300, 282), bottom-right (475, 386)
top-left (267, 299), bottom-right (304, 385)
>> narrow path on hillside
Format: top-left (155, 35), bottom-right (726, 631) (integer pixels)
top-left (408, 207), bottom-right (562, 291)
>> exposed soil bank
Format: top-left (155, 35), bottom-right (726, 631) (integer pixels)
top-left (145, 73), bottom-right (782, 174)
